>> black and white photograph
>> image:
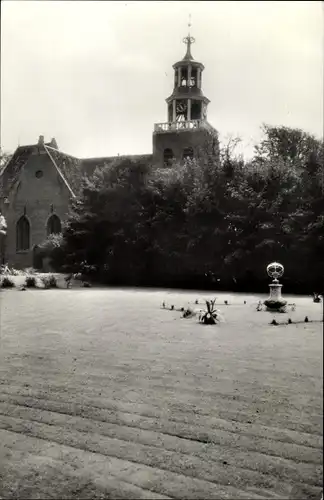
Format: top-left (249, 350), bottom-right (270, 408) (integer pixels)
top-left (0, 1), bottom-right (323, 499)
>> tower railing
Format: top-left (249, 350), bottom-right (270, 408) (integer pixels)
top-left (154, 119), bottom-right (213, 133)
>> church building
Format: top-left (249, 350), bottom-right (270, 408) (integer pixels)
top-left (0, 33), bottom-right (219, 269)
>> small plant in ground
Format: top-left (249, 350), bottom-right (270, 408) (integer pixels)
top-left (41, 274), bottom-right (58, 289)
top-left (24, 275), bottom-right (37, 288)
top-left (1, 276), bottom-right (15, 288)
top-left (183, 307), bottom-right (195, 318)
top-left (64, 273), bottom-right (74, 288)
top-left (82, 281), bottom-right (92, 287)
top-left (199, 299), bottom-right (219, 325)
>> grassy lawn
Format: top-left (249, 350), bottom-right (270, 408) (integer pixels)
top-left (0, 288), bottom-right (322, 499)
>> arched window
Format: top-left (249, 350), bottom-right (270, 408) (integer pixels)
top-left (16, 216), bottom-right (30, 251)
top-left (163, 148), bottom-right (174, 166)
top-left (183, 147), bottom-right (194, 160)
top-left (47, 214), bottom-right (61, 236)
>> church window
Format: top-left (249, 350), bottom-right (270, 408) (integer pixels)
top-left (47, 214), bottom-right (61, 235)
top-left (183, 147), bottom-right (194, 160)
top-left (16, 216), bottom-right (30, 251)
top-left (163, 148), bottom-right (174, 166)
top-left (35, 170), bottom-right (43, 178)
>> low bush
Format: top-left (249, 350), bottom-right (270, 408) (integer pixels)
top-left (1, 276), bottom-right (15, 288)
top-left (24, 267), bottom-right (37, 275)
top-left (38, 233), bottom-right (65, 272)
top-left (11, 268), bottom-right (23, 276)
top-left (41, 274), bottom-right (58, 289)
top-left (0, 266), bottom-right (20, 276)
top-left (24, 275), bottom-right (38, 288)
top-left (0, 266), bottom-right (38, 276)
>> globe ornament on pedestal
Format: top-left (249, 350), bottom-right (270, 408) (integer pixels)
top-left (264, 262), bottom-right (287, 312)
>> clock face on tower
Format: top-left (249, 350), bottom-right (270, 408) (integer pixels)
top-left (176, 102), bottom-right (187, 114)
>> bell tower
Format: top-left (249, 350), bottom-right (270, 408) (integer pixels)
top-left (167, 32), bottom-right (209, 125)
top-left (153, 23), bottom-right (219, 167)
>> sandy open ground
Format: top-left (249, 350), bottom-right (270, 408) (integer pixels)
top-left (0, 287), bottom-right (322, 499)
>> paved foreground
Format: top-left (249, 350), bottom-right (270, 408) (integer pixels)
top-left (0, 289), bottom-right (322, 499)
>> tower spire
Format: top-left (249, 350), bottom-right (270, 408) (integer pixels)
top-left (182, 14), bottom-right (195, 61)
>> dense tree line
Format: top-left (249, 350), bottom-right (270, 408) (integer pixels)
top-left (46, 125), bottom-right (324, 293)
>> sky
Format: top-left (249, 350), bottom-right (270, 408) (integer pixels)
top-left (1, 0), bottom-right (323, 159)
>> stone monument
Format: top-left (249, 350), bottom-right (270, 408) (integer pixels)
top-left (264, 262), bottom-right (287, 311)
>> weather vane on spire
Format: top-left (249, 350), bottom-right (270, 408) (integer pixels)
top-left (183, 13), bottom-right (195, 59)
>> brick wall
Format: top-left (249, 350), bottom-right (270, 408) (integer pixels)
top-left (152, 127), bottom-right (219, 166)
top-left (3, 148), bottom-right (72, 268)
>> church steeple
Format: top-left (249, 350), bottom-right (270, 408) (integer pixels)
top-left (165, 24), bottom-right (210, 124)
top-left (153, 26), bottom-right (218, 168)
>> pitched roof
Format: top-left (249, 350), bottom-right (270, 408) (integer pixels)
top-left (0, 146), bottom-right (34, 198)
top-left (0, 143), bottom-right (84, 199)
top-left (44, 146), bottom-right (83, 196)
top-left (0, 141), bottom-right (153, 200)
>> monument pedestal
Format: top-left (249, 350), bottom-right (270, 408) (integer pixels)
top-left (264, 280), bottom-right (287, 311)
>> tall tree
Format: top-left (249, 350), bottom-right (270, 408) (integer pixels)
top-left (254, 124), bottom-right (321, 167)
top-left (62, 159), bottom-right (151, 282)
top-left (56, 124), bottom-right (323, 293)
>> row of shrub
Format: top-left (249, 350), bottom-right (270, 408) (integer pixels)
top-left (0, 266), bottom-right (38, 276)
top-left (0, 274), bottom-right (58, 289)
